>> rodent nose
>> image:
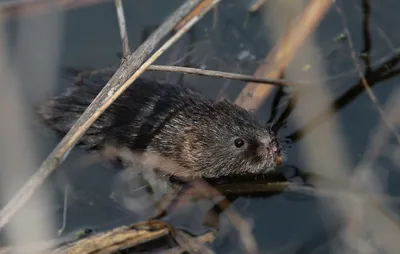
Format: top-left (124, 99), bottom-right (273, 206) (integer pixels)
top-left (275, 154), bottom-right (282, 166)
top-left (271, 146), bottom-right (281, 166)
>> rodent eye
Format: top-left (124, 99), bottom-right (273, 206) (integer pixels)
top-left (234, 138), bottom-right (245, 148)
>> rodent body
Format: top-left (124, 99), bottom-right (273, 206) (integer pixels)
top-left (38, 69), bottom-right (283, 179)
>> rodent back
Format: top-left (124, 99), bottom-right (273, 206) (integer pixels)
top-left (38, 71), bottom-right (203, 153)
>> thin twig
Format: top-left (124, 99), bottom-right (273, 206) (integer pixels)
top-left (0, 0), bottom-right (206, 231)
top-left (333, 2), bottom-right (400, 143)
top-left (67, 64), bottom-right (297, 88)
top-left (147, 65), bottom-right (296, 86)
top-left (114, 0), bottom-right (130, 59)
top-left (57, 185), bottom-right (69, 236)
top-left (64, 64), bottom-right (296, 89)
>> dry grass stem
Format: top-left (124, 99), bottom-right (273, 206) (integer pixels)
top-left (57, 186), bottom-right (69, 236)
top-left (147, 65), bottom-right (296, 86)
top-left (69, 64), bottom-right (299, 87)
top-left (0, 0), bottom-right (204, 231)
top-left (0, 6), bottom-right (62, 251)
top-left (235, 0), bottom-right (332, 110)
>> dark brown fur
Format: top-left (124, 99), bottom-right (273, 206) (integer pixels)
top-left (38, 68), bottom-right (283, 179)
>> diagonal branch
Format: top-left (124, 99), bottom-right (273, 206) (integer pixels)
top-left (146, 65), bottom-right (297, 86)
top-left (234, 0), bottom-right (333, 110)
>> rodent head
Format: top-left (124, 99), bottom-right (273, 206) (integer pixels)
top-left (178, 99), bottom-right (283, 179)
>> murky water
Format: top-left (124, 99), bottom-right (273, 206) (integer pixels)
top-left (1, 0), bottom-right (400, 253)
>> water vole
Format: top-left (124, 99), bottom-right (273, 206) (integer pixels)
top-left (38, 68), bottom-right (283, 179)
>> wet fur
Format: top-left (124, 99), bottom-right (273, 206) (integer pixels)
top-left (38, 69), bottom-right (282, 179)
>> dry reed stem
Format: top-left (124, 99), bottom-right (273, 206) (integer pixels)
top-left (174, 0), bottom-right (215, 31)
top-left (0, 6), bottom-right (62, 251)
top-left (0, 0), bottom-right (110, 20)
top-left (235, 0), bottom-right (332, 110)
top-left (53, 221), bottom-right (171, 254)
top-left (114, 0), bottom-right (130, 59)
top-left (0, 0), bottom-right (205, 231)
top-left (268, 2), bottom-right (353, 253)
